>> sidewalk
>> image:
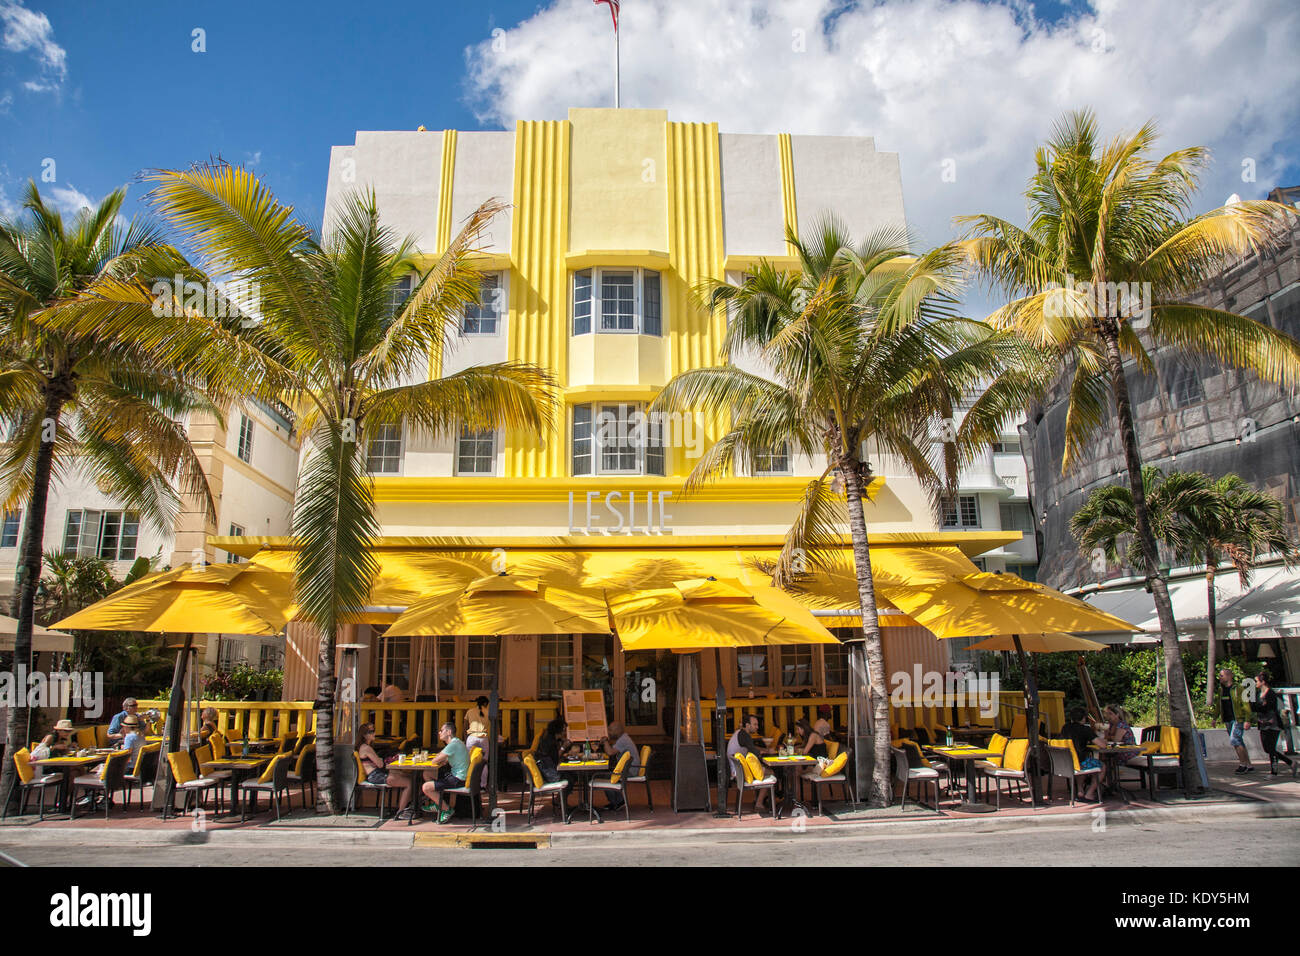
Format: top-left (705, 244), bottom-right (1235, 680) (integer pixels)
top-left (2, 760), bottom-right (1296, 847)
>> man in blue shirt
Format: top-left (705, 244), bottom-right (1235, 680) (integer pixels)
top-left (108, 698), bottom-right (144, 743)
top-left (421, 722), bottom-right (471, 824)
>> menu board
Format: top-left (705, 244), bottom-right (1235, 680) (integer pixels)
top-left (562, 689), bottom-right (607, 742)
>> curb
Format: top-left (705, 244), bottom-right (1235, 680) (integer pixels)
top-left (2, 799), bottom-right (1296, 851)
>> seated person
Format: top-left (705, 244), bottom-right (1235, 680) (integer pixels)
top-left (39, 719), bottom-right (77, 756)
top-left (107, 698), bottom-right (143, 743)
top-left (118, 715), bottom-right (145, 763)
top-left (796, 717), bottom-right (828, 758)
top-left (1099, 705), bottom-right (1135, 746)
top-left (197, 707), bottom-right (219, 743)
top-left (534, 718), bottom-right (567, 783)
top-left (1058, 707), bottom-right (1102, 800)
top-left (361, 686), bottom-right (382, 703)
top-left (380, 678), bottom-right (408, 703)
top-left (421, 722), bottom-right (471, 824)
top-left (598, 721), bottom-right (639, 810)
top-left (725, 713), bottom-right (771, 812)
top-left (357, 722), bottom-right (413, 819)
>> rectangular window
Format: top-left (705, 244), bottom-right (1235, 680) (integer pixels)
top-left (572, 405), bottom-right (593, 477)
top-left (597, 404), bottom-right (639, 473)
top-left (644, 412), bottom-right (664, 477)
top-left (218, 639), bottom-right (245, 671)
top-left (380, 629), bottom-right (410, 690)
top-left (237, 414), bottom-right (254, 463)
top-left (436, 636), bottom-right (456, 693)
top-left (226, 523), bottom-right (245, 563)
top-left (992, 439), bottom-right (1021, 454)
top-left (258, 644), bottom-right (282, 670)
top-left (0, 511), bottom-right (20, 548)
top-left (642, 270), bottom-right (661, 336)
top-left (466, 637), bottom-right (496, 692)
top-left (538, 634), bottom-right (574, 700)
top-left (780, 646), bottom-right (813, 688)
top-left (463, 273), bottom-right (501, 335)
top-left (93, 511), bottom-right (138, 561)
top-left (942, 495), bottom-right (980, 528)
top-left (1168, 364), bottom-right (1206, 408)
top-left (456, 426), bottom-right (496, 475)
top-left (1007, 563), bottom-right (1038, 582)
top-left (62, 510), bottom-right (83, 554)
top-left (736, 649), bottom-right (769, 689)
top-left (573, 270), bottom-right (593, 336)
top-left (999, 503), bottom-right (1034, 533)
top-left (824, 639), bottom-right (850, 688)
top-left (754, 442), bottom-right (792, 476)
top-left (365, 422), bottom-right (403, 474)
top-left (388, 274), bottom-right (414, 317)
top-left (572, 267), bottom-right (664, 336)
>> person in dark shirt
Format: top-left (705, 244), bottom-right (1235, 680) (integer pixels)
top-left (725, 713), bottom-right (771, 811)
top-left (1252, 671), bottom-right (1293, 775)
top-left (535, 718), bottom-right (567, 783)
top-left (1058, 707), bottom-right (1101, 800)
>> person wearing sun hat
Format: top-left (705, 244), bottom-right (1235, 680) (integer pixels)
top-left (39, 719), bottom-right (77, 756)
top-left (118, 715), bottom-right (145, 763)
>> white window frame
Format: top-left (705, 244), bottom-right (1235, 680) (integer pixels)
top-left (0, 510), bottom-right (20, 549)
top-left (942, 495), bottom-right (980, 529)
top-left (365, 421), bottom-right (405, 475)
top-left (462, 272), bottom-right (505, 336)
top-left (237, 413), bottom-right (255, 463)
top-left (753, 442), bottom-right (793, 477)
top-left (455, 425), bottom-right (498, 477)
top-left (572, 267), bottom-right (663, 336)
top-left (226, 523), bottom-right (245, 564)
top-left (571, 403), bottom-right (665, 477)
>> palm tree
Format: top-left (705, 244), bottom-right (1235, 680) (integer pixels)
top-left (651, 219), bottom-right (1044, 806)
top-left (57, 167), bottom-right (557, 812)
top-left (0, 183), bottom-right (218, 811)
top-left (957, 110), bottom-right (1300, 790)
top-left (1074, 470), bottom-right (1296, 706)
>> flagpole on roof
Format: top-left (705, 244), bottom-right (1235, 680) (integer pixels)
top-left (595, 0), bottom-right (620, 108)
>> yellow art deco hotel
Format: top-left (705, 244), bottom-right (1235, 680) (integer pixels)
top-left (213, 108), bottom-right (1036, 745)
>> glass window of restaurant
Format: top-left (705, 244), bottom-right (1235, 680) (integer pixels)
top-left (736, 648), bottom-right (770, 691)
top-left (379, 629), bottom-right (410, 689)
top-left (623, 649), bottom-right (665, 730)
top-left (466, 637), bottom-right (497, 693)
top-left (780, 645), bottom-right (813, 689)
top-left (538, 634), bottom-right (574, 699)
top-left (824, 637), bottom-right (850, 690)
top-left (582, 634), bottom-right (615, 722)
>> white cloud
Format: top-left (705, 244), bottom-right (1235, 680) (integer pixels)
top-left (464, 0), bottom-right (1300, 254)
top-left (48, 183), bottom-right (95, 217)
top-left (246, 150), bottom-right (263, 167)
top-left (0, 89), bottom-right (12, 114)
top-left (2, 0), bottom-right (67, 93)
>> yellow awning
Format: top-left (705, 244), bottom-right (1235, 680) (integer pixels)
top-left (385, 574), bottom-right (611, 637)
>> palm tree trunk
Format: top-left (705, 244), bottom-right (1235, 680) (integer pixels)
top-left (314, 633), bottom-right (338, 813)
top-left (839, 456), bottom-right (893, 807)
top-left (1204, 561), bottom-right (1218, 709)
top-left (1098, 324), bottom-right (1200, 793)
top-left (0, 390), bottom-right (62, 813)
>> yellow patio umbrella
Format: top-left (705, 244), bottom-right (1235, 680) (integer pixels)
top-left (608, 577), bottom-right (839, 651)
top-left (880, 572), bottom-right (1137, 639)
top-left (384, 572), bottom-right (611, 638)
top-left (51, 563), bottom-right (295, 636)
top-left (966, 633), bottom-right (1107, 653)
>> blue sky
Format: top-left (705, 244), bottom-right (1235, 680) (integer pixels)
top-left (3, 0), bottom-right (1298, 253)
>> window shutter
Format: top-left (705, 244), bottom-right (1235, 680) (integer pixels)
top-left (77, 510), bottom-right (102, 558)
top-left (642, 270), bottom-right (661, 336)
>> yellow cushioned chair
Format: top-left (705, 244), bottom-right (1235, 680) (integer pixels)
top-left (980, 737), bottom-right (1031, 810)
top-left (521, 753), bottom-right (569, 826)
top-left (800, 749), bottom-right (855, 816)
top-left (123, 743), bottom-right (161, 809)
top-left (70, 750), bottom-right (130, 821)
top-left (623, 745), bottom-right (654, 812)
top-left (1126, 725), bottom-right (1185, 800)
top-left (239, 753), bottom-right (292, 822)
top-left (164, 750), bottom-right (215, 819)
top-left (1046, 738), bottom-right (1102, 806)
top-left (440, 747), bottom-right (486, 829)
top-left (6, 747), bottom-right (61, 821)
top-left (589, 750), bottom-right (633, 824)
top-left (733, 753), bottom-right (775, 820)
top-left (826, 740), bottom-right (840, 760)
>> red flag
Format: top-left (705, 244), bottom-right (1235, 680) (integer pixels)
top-left (594, 0), bottom-right (619, 31)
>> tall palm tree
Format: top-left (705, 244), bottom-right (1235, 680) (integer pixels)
top-left (651, 220), bottom-right (1044, 806)
top-left (58, 167), bottom-right (557, 812)
top-left (0, 183), bottom-right (218, 811)
top-left (957, 110), bottom-right (1300, 790)
top-left (1073, 470), bottom-right (1295, 706)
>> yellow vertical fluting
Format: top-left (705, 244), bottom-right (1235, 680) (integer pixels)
top-left (778, 132), bottom-right (799, 254)
top-left (666, 121), bottom-right (726, 471)
top-left (506, 120), bottom-right (571, 477)
top-left (428, 129), bottom-right (458, 380)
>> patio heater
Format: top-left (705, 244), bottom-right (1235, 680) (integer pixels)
top-left (846, 638), bottom-right (873, 801)
top-left (672, 653), bottom-right (710, 811)
top-left (152, 634), bottom-right (195, 812)
top-left (712, 649), bottom-right (729, 818)
top-left (336, 644), bottom-right (366, 747)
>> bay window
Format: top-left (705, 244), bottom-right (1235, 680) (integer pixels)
top-left (572, 268), bottom-right (663, 336)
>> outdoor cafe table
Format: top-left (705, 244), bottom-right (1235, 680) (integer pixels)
top-left (558, 758), bottom-right (611, 824)
top-left (200, 756), bottom-right (270, 815)
top-left (925, 744), bottom-right (1003, 813)
top-left (947, 726), bottom-right (995, 745)
top-left (29, 753), bottom-right (108, 813)
top-left (1090, 744), bottom-right (1144, 804)
top-left (761, 754), bottom-right (818, 820)
top-left (386, 755), bottom-right (437, 825)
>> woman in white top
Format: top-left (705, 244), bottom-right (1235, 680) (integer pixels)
top-left (464, 696), bottom-right (491, 786)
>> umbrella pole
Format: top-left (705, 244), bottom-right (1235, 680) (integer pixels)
top-left (152, 632), bottom-right (194, 812)
top-left (487, 634), bottom-right (502, 819)
top-left (713, 648), bottom-right (729, 818)
top-left (1012, 634), bottom-right (1042, 808)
